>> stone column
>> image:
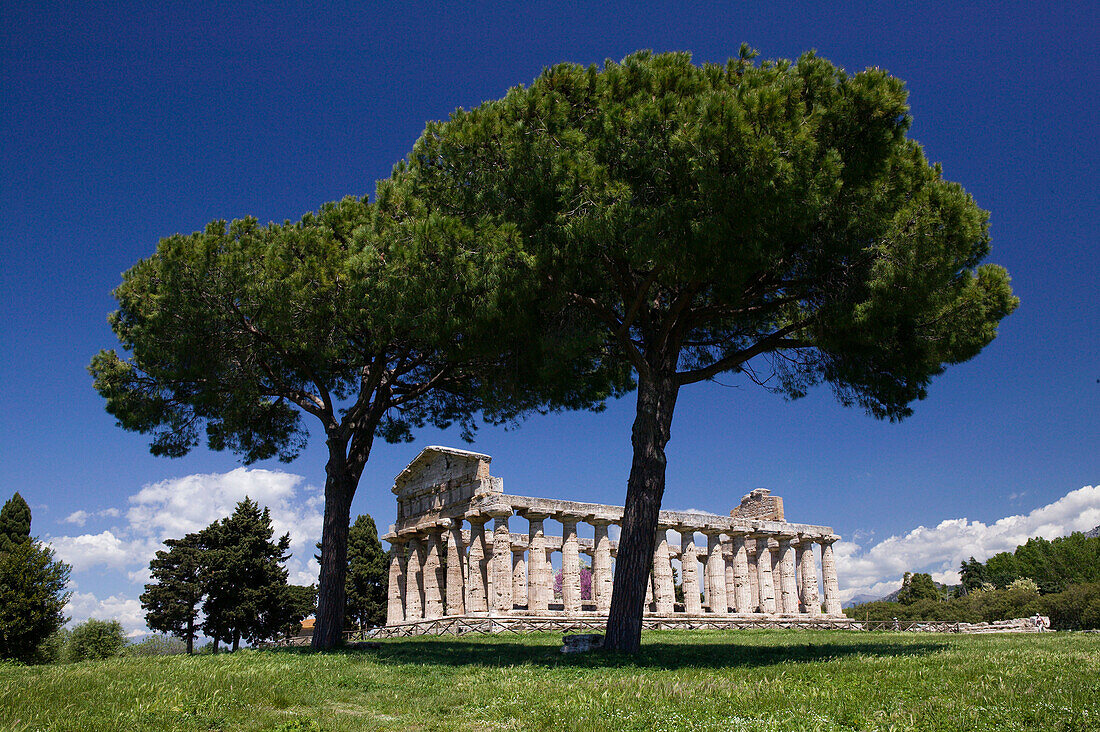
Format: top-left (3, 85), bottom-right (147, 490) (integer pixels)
top-left (489, 507), bottom-right (513, 614)
top-left (747, 543), bottom-right (760, 611)
top-left (653, 527), bottom-right (675, 614)
top-left (704, 530), bottom-right (728, 615)
top-left (422, 527), bottom-right (445, 619)
top-left (525, 512), bottom-right (550, 613)
top-left (798, 538), bottom-right (820, 615)
top-left (820, 535), bottom-right (842, 615)
top-left (678, 528), bottom-right (701, 615)
top-left (442, 519), bottom-right (465, 617)
top-left (776, 534), bottom-right (799, 615)
top-left (386, 538), bottom-right (406, 625)
top-left (590, 519), bottom-right (614, 612)
top-left (755, 535), bottom-right (777, 614)
top-left (512, 549), bottom-right (528, 607)
top-left (730, 533), bottom-right (752, 613)
top-left (560, 515), bottom-right (581, 615)
top-left (723, 541), bottom-right (736, 613)
top-left (465, 516), bottom-right (489, 614)
top-left (404, 535), bottom-right (424, 620)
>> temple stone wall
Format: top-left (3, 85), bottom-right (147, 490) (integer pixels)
top-left (383, 446), bottom-right (843, 630)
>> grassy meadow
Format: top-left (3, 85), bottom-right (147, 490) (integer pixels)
top-left (2, 629), bottom-right (1097, 731)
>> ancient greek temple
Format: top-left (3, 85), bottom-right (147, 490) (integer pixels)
top-left (380, 447), bottom-right (846, 635)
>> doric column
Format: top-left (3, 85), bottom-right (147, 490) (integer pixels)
top-left (560, 515), bottom-right (581, 614)
top-left (385, 537), bottom-right (406, 625)
top-left (730, 533), bottom-right (752, 613)
top-left (723, 541), bottom-right (736, 613)
top-left (525, 511), bottom-right (550, 612)
top-left (748, 544), bottom-right (760, 611)
top-left (404, 535), bottom-right (424, 620)
top-left (678, 528), bottom-right (701, 615)
top-left (820, 535), bottom-right (842, 615)
top-left (488, 507), bottom-right (514, 614)
top-left (422, 527), bottom-right (445, 619)
top-left (590, 518), bottom-right (614, 612)
top-left (465, 515), bottom-right (489, 614)
top-left (704, 530), bottom-right (728, 615)
top-left (798, 537), bottom-right (820, 615)
top-left (754, 535), bottom-right (777, 614)
top-left (512, 549), bottom-right (528, 607)
top-left (442, 518), bottom-right (465, 617)
top-left (653, 527), bottom-right (675, 614)
top-left (776, 534), bottom-right (799, 615)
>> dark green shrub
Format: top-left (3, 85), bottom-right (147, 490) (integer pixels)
top-left (67, 619), bottom-right (127, 661)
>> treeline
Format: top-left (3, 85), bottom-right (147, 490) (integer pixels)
top-left (846, 531), bottom-right (1100, 630)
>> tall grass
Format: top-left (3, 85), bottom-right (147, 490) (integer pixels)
top-left (1, 630), bottom-right (1096, 731)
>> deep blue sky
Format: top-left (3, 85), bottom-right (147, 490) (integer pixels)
top-left (2, 1), bottom-right (1096, 618)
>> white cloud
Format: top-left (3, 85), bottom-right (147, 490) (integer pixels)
top-left (47, 468), bottom-right (325, 633)
top-left (835, 485), bottom-right (1100, 601)
top-left (67, 591), bottom-right (147, 636)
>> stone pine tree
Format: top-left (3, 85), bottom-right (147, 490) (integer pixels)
top-left (200, 498), bottom-right (291, 651)
top-left (141, 532), bottom-right (205, 653)
top-left (91, 197), bottom-right (614, 649)
top-left (0, 492), bottom-right (32, 553)
top-left (344, 514), bottom-right (387, 630)
top-left (398, 48), bottom-right (1018, 651)
top-left (0, 493), bottom-right (70, 662)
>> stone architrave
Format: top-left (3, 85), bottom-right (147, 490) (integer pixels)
top-left (653, 528), bottom-right (675, 614)
top-left (820, 536), bottom-right (842, 615)
top-left (730, 534), bottom-right (752, 613)
top-left (704, 530), bottom-right (728, 615)
top-left (590, 519), bottom-right (614, 612)
top-left (525, 512), bottom-right (550, 612)
top-left (489, 507), bottom-right (514, 614)
top-left (513, 550), bottom-right (528, 607)
top-left (404, 535), bottom-right (424, 621)
top-left (755, 536), bottom-right (777, 614)
top-left (465, 516), bottom-right (489, 614)
top-left (798, 538), bottom-right (820, 615)
top-left (777, 535), bottom-right (799, 614)
top-left (422, 528), bottom-right (445, 619)
top-left (678, 529), bottom-right (701, 615)
top-left (442, 518), bottom-right (465, 617)
top-left (386, 539), bottom-right (406, 625)
top-left (560, 516), bottom-right (582, 614)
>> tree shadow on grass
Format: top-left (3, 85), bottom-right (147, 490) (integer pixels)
top-left (280, 633), bottom-right (950, 671)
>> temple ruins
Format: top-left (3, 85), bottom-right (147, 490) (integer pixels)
top-left (379, 446), bottom-right (846, 636)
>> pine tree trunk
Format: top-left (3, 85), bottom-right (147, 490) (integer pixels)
top-left (186, 617), bottom-right (194, 655)
top-left (604, 371), bottom-right (679, 653)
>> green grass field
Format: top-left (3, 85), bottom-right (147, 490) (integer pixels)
top-left (2, 630), bottom-right (1097, 731)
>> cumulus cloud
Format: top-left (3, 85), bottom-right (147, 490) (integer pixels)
top-left (49, 468), bottom-right (325, 633)
top-left (835, 485), bottom-right (1100, 601)
top-left (67, 591), bottom-right (148, 637)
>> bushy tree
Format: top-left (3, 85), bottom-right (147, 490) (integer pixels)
top-left (0, 494), bottom-right (70, 663)
top-left (67, 619), bottom-right (127, 662)
top-left (283, 584), bottom-right (317, 636)
top-left (344, 515), bottom-right (386, 630)
top-left (897, 572), bottom-right (939, 605)
top-left (398, 47), bottom-right (1017, 650)
top-left (141, 532), bottom-right (204, 653)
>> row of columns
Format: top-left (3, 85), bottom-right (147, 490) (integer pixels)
top-left (386, 510), bottom-right (842, 625)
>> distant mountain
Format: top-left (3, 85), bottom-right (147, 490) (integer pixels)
top-left (843, 592), bottom-right (893, 609)
top-left (1086, 525), bottom-right (1100, 539)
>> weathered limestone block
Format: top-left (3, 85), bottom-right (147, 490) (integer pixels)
top-left (560, 516), bottom-right (582, 613)
top-left (443, 519), bottom-right (465, 616)
top-left (653, 528), bottom-right (675, 614)
top-left (755, 536), bottom-right (777, 614)
top-left (731, 534), bottom-right (752, 613)
top-left (777, 535), bottom-right (799, 614)
top-left (561, 634), bottom-right (604, 653)
top-left (797, 539), bottom-right (820, 615)
top-left (512, 550), bottom-right (528, 607)
top-left (678, 529), bottom-right (701, 615)
top-left (386, 540), bottom-right (406, 625)
top-left (465, 517), bottom-right (489, 614)
top-left (821, 536), bottom-right (842, 615)
top-left (705, 531), bottom-right (728, 615)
